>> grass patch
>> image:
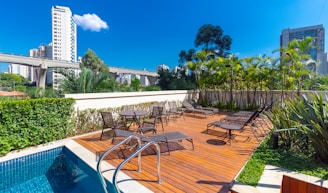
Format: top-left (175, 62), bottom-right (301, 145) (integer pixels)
top-left (237, 136), bottom-right (328, 186)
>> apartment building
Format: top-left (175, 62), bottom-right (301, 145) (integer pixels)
top-left (51, 5), bottom-right (78, 89)
top-left (280, 24), bottom-right (327, 74)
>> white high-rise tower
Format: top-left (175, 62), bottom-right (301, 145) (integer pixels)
top-left (51, 6), bottom-right (78, 89)
top-left (52, 5), bottom-right (77, 62)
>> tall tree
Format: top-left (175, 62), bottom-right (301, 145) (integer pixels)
top-left (130, 78), bottom-right (141, 91)
top-left (279, 37), bottom-right (316, 96)
top-left (80, 49), bottom-right (109, 74)
top-left (195, 24), bottom-right (232, 57)
top-left (157, 68), bottom-right (196, 90)
top-left (157, 69), bottom-right (172, 90)
top-left (178, 49), bottom-right (196, 64)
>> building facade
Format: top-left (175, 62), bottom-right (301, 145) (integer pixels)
top-left (51, 5), bottom-right (77, 62)
top-left (51, 5), bottom-right (78, 89)
top-left (280, 24), bottom-right (327, 74)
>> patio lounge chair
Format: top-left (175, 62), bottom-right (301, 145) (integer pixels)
top-left (113, 129), bottom-right (194, 154)
top-left (190, 99), bottom-right (219, 113)
top-left (100, 112), bottom-right (126, 140)
top-left (206, 109), bottom-right (261, 144)
top-left (231, 105), bottom-right (266, 117)
top-left (143, 106), bottom-right (165, 131)
top-left (222, 106), bottom-right (264, 123)
top-left (168, 101), bottom-right (184, 120)
top-left (182, 101), bottom-right (214, 117)
top-left (132, 112), bottom-right (157, 135)
top-left (226, 106), bottom-right (270, 134)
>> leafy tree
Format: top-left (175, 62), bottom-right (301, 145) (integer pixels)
top-left (25, 86), bottom-right (60, 98)
top-left (157, 68), bottom-right (172, 90)
top-left (178, 49), bottom-right (196, 64)
top-left (61, 48), bottom-right (124, 93)
top-left (130, 78), bottom-right (141, 91)
top-left (59, 68), bottom-right (109, 93)
top-left (80, 49), bottom-right (109, 73)
top-left (195, 24), bottom-right (232, 57)
top-left (143, 85), bottom-right (161, 91)
top-left (279, 37), bottom-right (315, 96)
top-left (93, 75), bottom-right (118, 92)
top-left (0, 73), bottom-right (30, 91)
top-left (179, 24), bottom-right (232, 64)
top-left (157, 68), bottom-right (196, 90)
top-left (303, 73), bottom-right (328, 90)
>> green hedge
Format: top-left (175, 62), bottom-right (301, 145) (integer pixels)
top-left (0, 99), bottom-right (158, 156)
top-left (0, 98), bottom-right (75, 156)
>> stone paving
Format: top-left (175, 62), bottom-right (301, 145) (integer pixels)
top-left (257, 164), bottom-right (328, 193)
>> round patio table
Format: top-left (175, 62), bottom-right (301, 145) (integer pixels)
top-left (119, 110), bottom-right (148, 117)
top-left (119, 110), bottom-right (148, 129)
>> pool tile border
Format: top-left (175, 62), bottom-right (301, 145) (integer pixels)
top-left (0, 131), bottom-right (153, 193)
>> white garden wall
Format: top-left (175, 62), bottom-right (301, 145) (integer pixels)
top-left (64, 90), bottom-right (195, 110)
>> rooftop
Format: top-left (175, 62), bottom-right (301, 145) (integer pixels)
top-left (74, 112), bottom-right (269, 192)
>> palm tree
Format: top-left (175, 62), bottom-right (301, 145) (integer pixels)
top-left (224, 54), bottom-right (241, 109)
top-left (241, 57), bottom-right (257, 107)
top-left (186, 50), bottom-right (215, 103)
top-left (59, 68), bottom-right (109, 93)
top-left (245, 58), bottom-right (263, 107)
top-left (186, 50), bottom-right (213, 89)
top-left (256, 55), bottom-right (272, 105)
top-left (278, 37), bottom-right (316, 96)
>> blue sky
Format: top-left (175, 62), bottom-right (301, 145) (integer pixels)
top-left (0, 0), bottom-right (327, 72)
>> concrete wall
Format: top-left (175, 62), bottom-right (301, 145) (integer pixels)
top-left (64, 90), bottom-right (195, 110)
top-left (64, 89), bottom-right (328, 111)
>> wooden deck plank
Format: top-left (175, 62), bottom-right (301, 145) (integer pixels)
top-left (74, 112), bottom-right (269, 193)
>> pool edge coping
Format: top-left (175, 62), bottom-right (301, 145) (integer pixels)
top-left (0, 131), bottom-right (153, 193)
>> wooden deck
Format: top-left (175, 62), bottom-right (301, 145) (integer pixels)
top-left (74, 112), bottom-right (269, 193)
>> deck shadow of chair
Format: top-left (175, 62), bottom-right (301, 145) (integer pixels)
top-left (113, 129), bottom-right (194, 155)
top-left (182, 101), bottom-right (214, 117)
top-left (206, 109), bottom-right (262, 145)
top-left (143, 106), bottom-right (165, 131)
top-left (100, 112), bottom-right (126, 140)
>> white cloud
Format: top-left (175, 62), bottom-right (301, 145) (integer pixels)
top-left (73, 13), bottom-right (108, 32)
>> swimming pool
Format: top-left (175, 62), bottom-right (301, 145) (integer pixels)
top-left (0, 146), bottom-right (114, 193)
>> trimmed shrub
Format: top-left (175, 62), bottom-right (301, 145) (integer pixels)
top-left (0, 98), bottom-right (75, 156)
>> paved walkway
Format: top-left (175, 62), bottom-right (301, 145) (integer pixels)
top-left (231, 164), bottom-right (328, 193)
top-left (257, 165), bottom-right (328, 193)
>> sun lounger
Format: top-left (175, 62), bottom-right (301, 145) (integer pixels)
top-left (227, 106), bottom-right (270, 133)
top-left (113, 129), bottom-right (194, 154)
top-left (206, 109), bottom-right (261, 144)
top-left (182, 101), bottom-right (214, 116)
top-left (231, 106), bottom-right (265, 117)
top-left (190, 99), bottom-right (219, 113)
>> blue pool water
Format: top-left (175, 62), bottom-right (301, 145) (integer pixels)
top-left (0, 146), bottom-right (114, 193)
